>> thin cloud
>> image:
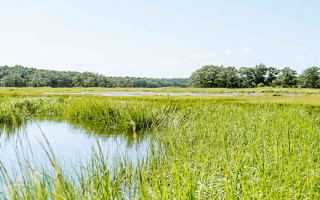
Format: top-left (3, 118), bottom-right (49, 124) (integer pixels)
top-left (44, 56), bottom-right (56, 60)
top-left (160, 61), bottom-right (180, 66)
top-left (242, 47), bottom-right (251, 52)
top-left (202, 61), bottom-right (218, 65)
top-left (225, 50), bottom-right (231, 53)
top-left (293, 56), bottom-right (305, 61)
top-left (90, 50), bottom-right (107, 55)
top-left (188, 52), bottom-right (218, 58)
top-left (188, 54), bottom-right (202, 58)
top-left (36, 51), bottom-right (56, 60)
top-left (203, 52), bottom-right (218, 57)
top-left (166, 54), bottom-right (177, 57)
top-left (202, 61), bottom-right (224, 65)
top-left (107, 62), bottom-right (146, 70)
top-left (165, 65), bottom-right (185, 70)
top-left (36, 51), bottom-right (51, 55)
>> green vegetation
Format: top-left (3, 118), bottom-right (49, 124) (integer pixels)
top-left (0, 65), bottom-right (188, 88)
top-left (2, 64), bottom-right (320, 89)
top-left (189, 64), bottom-right (320, 88)
top-left (1, 91), bottom-right (320, 199)
top-left (1, 86), bottom-right (320, 97)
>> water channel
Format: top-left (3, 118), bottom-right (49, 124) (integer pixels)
top-left (0, 121), bottom-right (149, 183)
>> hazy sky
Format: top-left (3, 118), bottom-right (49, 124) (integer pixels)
top-left (1, 0), bottom-right (320, 78)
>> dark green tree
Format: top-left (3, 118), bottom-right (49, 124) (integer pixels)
top-left (265, 67), bottom-right (280, 86)
top-left (299, 66), bottom-right (320, 88)
top-left (274, 67), bottom-right (298, 87)
top-left (219, 66), bottom-right (239, 88)
top-left (239, 67), bottom-right (256, 88)
top-left (254, 63), bottom-right (268, 85)
top-left (188, 65), bottom-right (223, 88)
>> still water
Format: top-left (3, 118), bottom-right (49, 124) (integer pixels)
top-left (0, 121), bottom-right (149, 173)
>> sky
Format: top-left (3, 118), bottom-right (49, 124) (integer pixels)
top-left (1, 0), bottom-right (320, 78)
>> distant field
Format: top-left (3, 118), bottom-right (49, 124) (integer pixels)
top-left (0, 86), bottom-right (320, 96)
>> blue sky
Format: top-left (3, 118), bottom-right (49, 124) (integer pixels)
top-left (1, 0), bottom-right (320, 78)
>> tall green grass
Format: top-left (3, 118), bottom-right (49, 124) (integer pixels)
top-left (0, 96), bottom-right (179, 131)
top-left (65, 97), bottom-right (178, 131)
top-left (141, 103), bottom-right (320, 199)
top-left (1, 95), bottom-right (320, 199)
top-left (0, 97), bottom-right (65, 125)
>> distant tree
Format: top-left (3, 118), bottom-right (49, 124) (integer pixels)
top-left (4, 64), bottom-right (320, 89)
top-left (0, 65), bottom-right (189, 88)
top-left (135, 79), bottom-right (148, 87)
top-left (254, 63), bottom-right (268, 85)
top-left (265, 67), bottom-right (280, 86)
top-left (97, 75), bottom-right (109, 87)
top-left (299, 66), bottom-right (320, 88)
top-left (219, 66), bottom-right (239, 88)
top-left (0, 73), bottom-right (26, 87)
top-left (72, 74), bottom-right (84, 87)
top-left (274, 67), bottom-right (298, 87)
top-left (188, 65), bottom-right (223, 88)
top-left (239, 67), bottom-right (256, 88)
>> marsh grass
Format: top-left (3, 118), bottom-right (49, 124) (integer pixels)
top-left (1, 94), bottom-right (320, 199)
top-left (0, 97), bottom-right (66, 125)
top-left (0, 87), bottom-right (320, 96)
top-left (142, 103), bottom-right (320, 199)
top-left (65, 97), bottom-right (178, 131)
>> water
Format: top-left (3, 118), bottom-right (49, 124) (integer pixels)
top-left (44, 91), bottom-right (265, 96)
top-left (0, 120), bottom-right (149, 176)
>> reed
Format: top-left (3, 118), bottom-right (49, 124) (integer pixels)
top-left (1, 94), bottom-right (320, 199)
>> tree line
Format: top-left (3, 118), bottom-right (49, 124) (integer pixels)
top-left (0, 65), bottom-right (188, 88)
top-left (188, 64), bottom-right (320, 88)
top-left (2, 64), bottom-right (319, 88)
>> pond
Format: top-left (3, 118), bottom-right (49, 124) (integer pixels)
top-left (0, 120), bottom-right (149, 180)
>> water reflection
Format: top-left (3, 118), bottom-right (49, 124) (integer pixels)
top-left (0, 120), bottom-right (149, 171)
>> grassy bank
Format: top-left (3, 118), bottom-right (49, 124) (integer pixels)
top-left (145, 103), bottom-right (320, 199)
top-left (1, 93), bottom-right (320, 199)
top-left (0, 87), bottom-right (320, 96)
top-left (1, 93), bottom-right (320, 125)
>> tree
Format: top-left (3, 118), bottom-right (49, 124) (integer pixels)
top-left (265, 67), bottom-right (280, 86)
top-left (188, 65), bottom-right (223, 88)
top-left (299, 66), bottom-right (320, 88)
top-left (219, 66), bottom-right (239, 88)
top-left (239, 67), bottom-right (256, 88)
top-left (274, 67), bottom-right (298, 87)
top-left (254, 63), bottom-right (268, 85)
top-left (0, 73), bottom-right (26, 87)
